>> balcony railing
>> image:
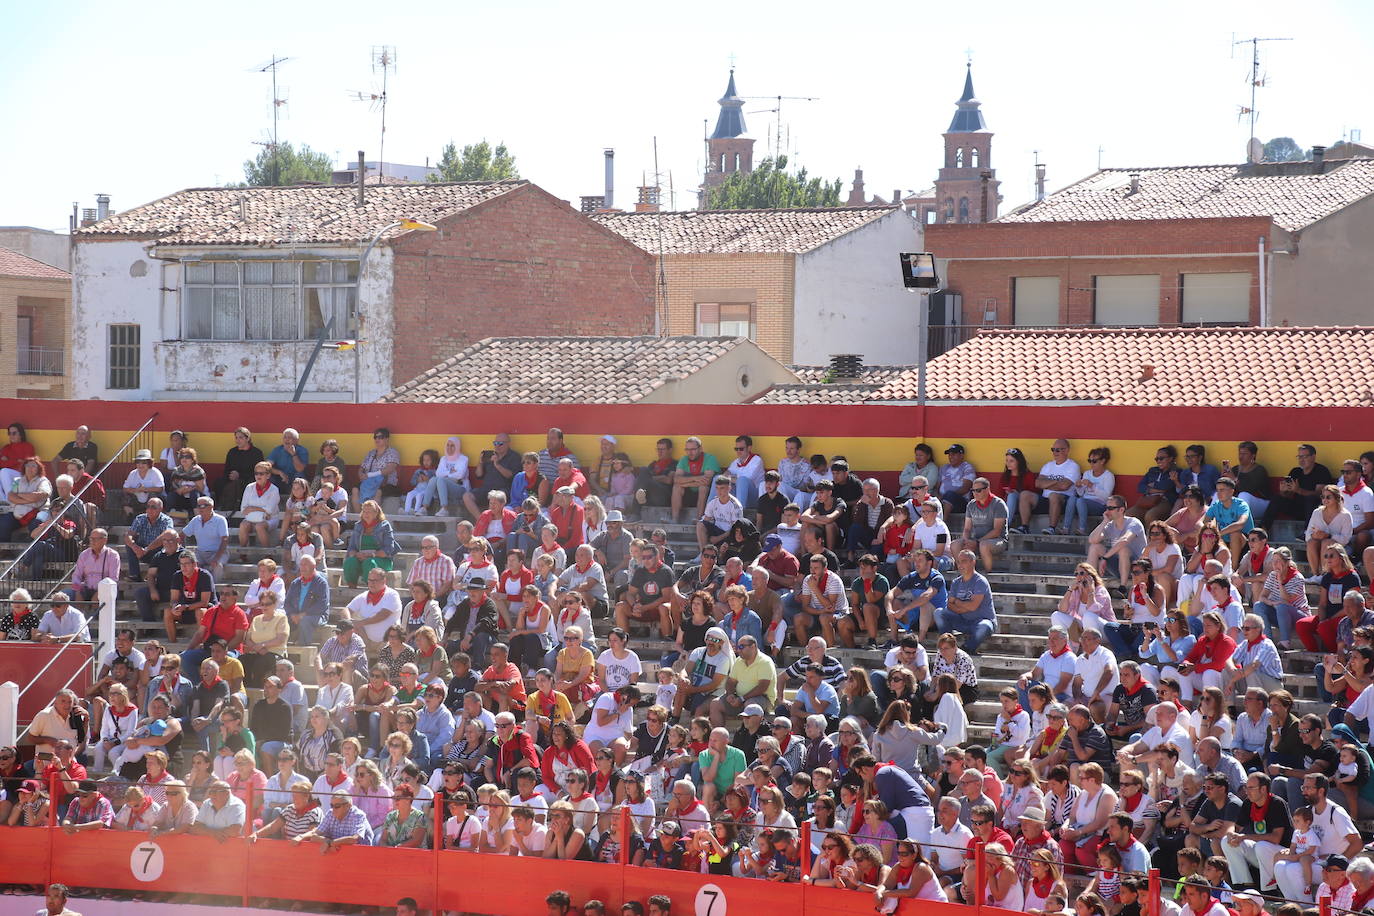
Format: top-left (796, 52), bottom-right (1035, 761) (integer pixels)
top-left (16, 346), bottom-right (64, 376)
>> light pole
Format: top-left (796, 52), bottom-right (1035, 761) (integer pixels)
top-left (292, 218), bottom-right (437, 403)
top-left (899, 251), bottom-right (941, 406)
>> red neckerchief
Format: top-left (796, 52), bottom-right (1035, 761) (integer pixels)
top-left (1250, 545), bottom-right (1270, 572)
top-left (254, 480), bottom-right (271, 497)
top-left (1353, 883), bottom-right (1374, 910)
top-left (409, 602), bottom-right (426, 625)
top-left (1132, 582), bottom-right (1147, 605)
top-left (325, 771), bottom-right (348, 789)
top-left (361, 520), bottom-right (378, 533)
top-left (735, 452), bottom-right (756, 470)
top-left (202, 677), bottom-right (222, 689)
top-left (569, 791), bottom-right (592, 804)
top-left (1032, 876), bottom-right (1056, 898)
top-left (1124, 678), bottom-right (1147, 697)
top-left (259, 575), bottom-right (279, 592)
top-left (730, 606), bottom-right (745, 628)
top-left (895, 862), bottom-right (918, 885)
top-left (1216, 594), bottom-right (1233, 613)
top-left (975, 494), bottom-right (991, 508)
top-left (594, 770), bottom-right (613, 798)
top-left (111, 704), bottom-right (137, 720)
top-left (1247, 632), bottom-right (1265, 649)
top-left (296, 535), bottom-right (312, 547)
top-left (183, 569), bottom-right (200, 595)
top-left (366, 589), bottom-right (385, 606)
top-left (1122, 791), bottom-right (1145, 814)
top-left (676, 798), bottom-right (700, 817)
top-left (861, 576), bottom-right (876, 599)
top-left (1006, 704), bottom-right (1024, 718)
top-left (1345, 483), bottom-right (1367, 497)
top-left (1250, 795), bottom-right (1271, 825)
top-left (1050, 643), bottom-right (1072, 658)
top-left (1041, 723), bottom-right (1065, 747)
top-left (778, 734), bottom-right (792, 753)
top-left (130, 797), bottom-right (154, 819)
top-left (294, 799), bottom-right (320, 814)
top-left (1282, 567), bottom-right (1300, 586)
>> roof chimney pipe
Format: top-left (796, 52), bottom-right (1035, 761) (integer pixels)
top-left (1312, 145), bottom-right (1327, 174)
top-left (95, 194), bottom-right (111, 221)
top-left (1128, 172), bottom-right (1141, 195)
top-left (356, 150), bottom-right (366, 206)
top-left (603, 149), bottom-right (614, 210)
top-left (1034, 163), bottom-right (1047, 202)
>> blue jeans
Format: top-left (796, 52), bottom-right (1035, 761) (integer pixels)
top-left (1005, 491), bottom-right (1028, 525)
top-left (732, 476), bottom-right (758, 510)
top-left (1254, 601), bottom-right (1302, 644)
top-left (358, 476), bottom-right (384, 503)
top-left (932, 608), bottom-right (996, 653)
top-left (288, 614), bottom-right (325, 647)
top-left (1066, 494), bottom-right (1107, 532)
top-left (1104, 622), bottom-right (1141, 659)
top-left (424, 477), bottom-right (467, 508)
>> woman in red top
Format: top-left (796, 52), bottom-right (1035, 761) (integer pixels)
top-left (540, 721), bottom-right (593, 796)
top-left (0, 422), bottom-right (37, 474)
top-left (494, 549), bottom-right (536, 629)
top-left (997, 448), bottom-right (1039, 535)
top-left (1178, 611), bottom-right (1237, 694)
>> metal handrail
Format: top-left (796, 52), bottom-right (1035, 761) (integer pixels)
top-left (0, 410), bottom-right (159, 583)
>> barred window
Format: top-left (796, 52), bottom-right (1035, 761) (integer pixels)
top-left (108, 324), bottom-right (141, 390)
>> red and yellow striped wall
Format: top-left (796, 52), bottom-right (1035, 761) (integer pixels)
top-left (7, 399), bottom-right (1370, 495)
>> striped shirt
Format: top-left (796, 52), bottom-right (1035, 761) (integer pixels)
top-left (408, 552), bottom-right (457, 591)
top-left (281, 803), bottom-right (324, 839)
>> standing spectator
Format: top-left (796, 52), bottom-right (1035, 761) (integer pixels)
top-left (216, 427), bottom-right (265, 510)
top-left (670, 437), bottom-right (719, 524)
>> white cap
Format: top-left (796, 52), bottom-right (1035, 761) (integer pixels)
top-left (601, 434), bottom-right (617, 444)
top-left (606, 510), bottom-right (624, 523)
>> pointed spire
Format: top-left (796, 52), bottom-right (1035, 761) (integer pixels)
top-left (711, 69), bottom-right (747, 140)
top-left (948, 62), bottom-right (987, 133)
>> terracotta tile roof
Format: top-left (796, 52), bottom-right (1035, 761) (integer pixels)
top-left (0, 246), bottom-right (70, 281)
top-left (753, 383), bottom-right (888, 405)
top-left (868, 326), bottom-right (1374, 407)
top-left (72, 181), bottom-right (528, 246)
top-left (384, 335), bottom-right (760, 404)
top-left (999, 160), bottom-right (1374, 232)
top-left (590, 206), bottom-right (897, 254)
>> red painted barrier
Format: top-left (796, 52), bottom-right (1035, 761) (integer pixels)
top-left (0, 641), bottom-right (93, 728)
top-left (1, 825), bottom-right (1037, 916)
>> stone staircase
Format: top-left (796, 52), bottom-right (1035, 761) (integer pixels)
top-left (69, 495), bottom-right (1330, 751)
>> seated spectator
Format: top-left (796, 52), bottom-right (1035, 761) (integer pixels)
top-left (845, 479), bottom-right (893, 565)
top-left (344, 500), bottom-right (398, 587)
top-left (238, 461), bottom-right (281, 547)
top-left (670, 437), bottom-right (719, 524)
top-left (1206, 476), bottom-right (1253, 559)
top-left (1086, 495), bottom-right (1145, 584)
top-left (549, 487), bottom-right (586, 553)
top-left (897, 443), bottom-right (939, 501)
top-left (70, 527), bottom-right (119, 604)
top-left (996, 447), bottom-right (1038, 535)
top-left (300, 789), bottom-right (374, 849)
top-left (697, 476), bottom-right (743, 553)
top-left (1144, 521), bottom-right (1184, 604)
top-left (278, 478), bottom-right (313, 545)
top-left (1295, 544), bottom-right (1361, 653)
top-left (952, 478), bottom-right (1009, 572)
top-left (121, 448), bottom-right (166, 519)
top-left (1033, 439), bottom-right (1080, 536)
top-left (936, 550), bottom-right (997, 654)
top-left (404, 443), bottom-right (451, 517)
top-left (937, 444), bottom-right (977, 514)
top-left (509, 498), bottom-right (551, 558)
top-left (1067, 447), bottom-right (1115, 537)
top-left (1227, 613), bottom-right (1284, 697)
top-left (123, 497), bottom-right (174, 580)
top-left (476, 490), bottom-right (518, 564)
top-left (1263, 444), bottom-right (1336, 530)
top-left (36, 592), bottom-right (91, 644)
top-left (354, 427), bottom-right (400, 511)
top-left (1307, 485), bottom-right (1354, 581)
top-left (192, 780), bottom-right (246, 840)
top-left (1127, 446), bottom-right (1181, 527)
top-left (183, 497), bottom-right (230, 580)
top-left (1051, 563), bottom-right (1117, 644)
top-left (463, 434), bottom-right (521, 519)
top-left (265, 427), bottom-right (309, 492)
top-left (284, 554), bottom-right (330, 647)
top-left (166, 446), bottom-right (210, 514)
top-left (634, 437), bottom-right (678, 510)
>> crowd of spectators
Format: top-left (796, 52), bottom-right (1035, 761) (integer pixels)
top-left (5, 425), bottom-right (1374, 916)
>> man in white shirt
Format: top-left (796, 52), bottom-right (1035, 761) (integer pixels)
top-left (1018, 626), bottom-right (1077, 708)
top-left (697, 476), bottom-right (743, 552)
top-left (1118, 699), bottom-right (1195, 773)
top-left (1338, 460), bottom-right (1374, 554)
top-left (1071, 629), bottom-right (1119, 721)
top-left (1038, 439), bottom-right (1081, 535)
top-left (774, 504), bottom-right (804, 556)
top-left (183, 497), bottom-right (230, 579)
top-left (930, 796), bottom-right (975, 883)
top-left (1271, 775), bottom-right (1362, 902)
top-left (345, 568), bottom-right (402, 649)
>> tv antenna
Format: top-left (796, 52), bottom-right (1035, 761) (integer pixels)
top-left (350, 46), bottom-right (397, 181)
top-left (252, 55), bottom-right (291, 184)
top-left (1232, 35), bottom-right (1292, 158)
top-left (745, 93), bottom-right (819, 162)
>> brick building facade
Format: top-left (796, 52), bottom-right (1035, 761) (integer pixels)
top-left (0, 248), bottom-right (70, 399)
top-left (388, 184), bottom-right (655, 387)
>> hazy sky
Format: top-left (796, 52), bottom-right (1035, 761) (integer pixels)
top-left (4, 0), bottom-right (1371, 231)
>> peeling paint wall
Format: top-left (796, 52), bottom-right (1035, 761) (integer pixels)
top-left (792, 211), bottom-right (923, 365)
top-left (72, 241), bottom-right (395, 402)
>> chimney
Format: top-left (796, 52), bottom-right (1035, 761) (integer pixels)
top-left (1312, 145), bottom-right (1327, 173)
top-left (356, 150), bottom-right (366, 206)
top-left (828, 353), bottom-right (864, 381)
top-left (1128, 172), bottom-right (1141, 195)
top-left (847, 168), bottom-right (866, 206)
top-left (603, 149), bottom-right (614, 210)
top-left (635, 185), bottom-right (661, 213)
top-left (1034, 163), bottom-right (1047, 201)
top-left (95, 194), bottom-right (111, 221)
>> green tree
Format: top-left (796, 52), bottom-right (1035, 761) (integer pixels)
top-left (240, 142), bottom-right (334, 186)
top-left (428, 140), bottom-right (519, 182)
top-left (1262, 137), bottom-right (1306, 162)
top-left (705, 155), bottom-right (843, 210)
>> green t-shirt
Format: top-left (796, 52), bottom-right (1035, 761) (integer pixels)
top-left (677, 453), bottom-right (721, 479)
top-left (698, 745), bottom-right (747, 792)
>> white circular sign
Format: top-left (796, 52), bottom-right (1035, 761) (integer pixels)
top-left (130, 842), bottom-right (165, 882)
top-left (694, 882), bottom-right (726, 916)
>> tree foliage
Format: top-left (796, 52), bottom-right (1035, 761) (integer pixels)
top-left (706, 155), bottom-right (843, 210)
top-left (429, 140), bottom-right (519, 182)
top-left (240, 142), bottom-right (334, 186)
top-left (1262, 137), bottom-right (1306, 162)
